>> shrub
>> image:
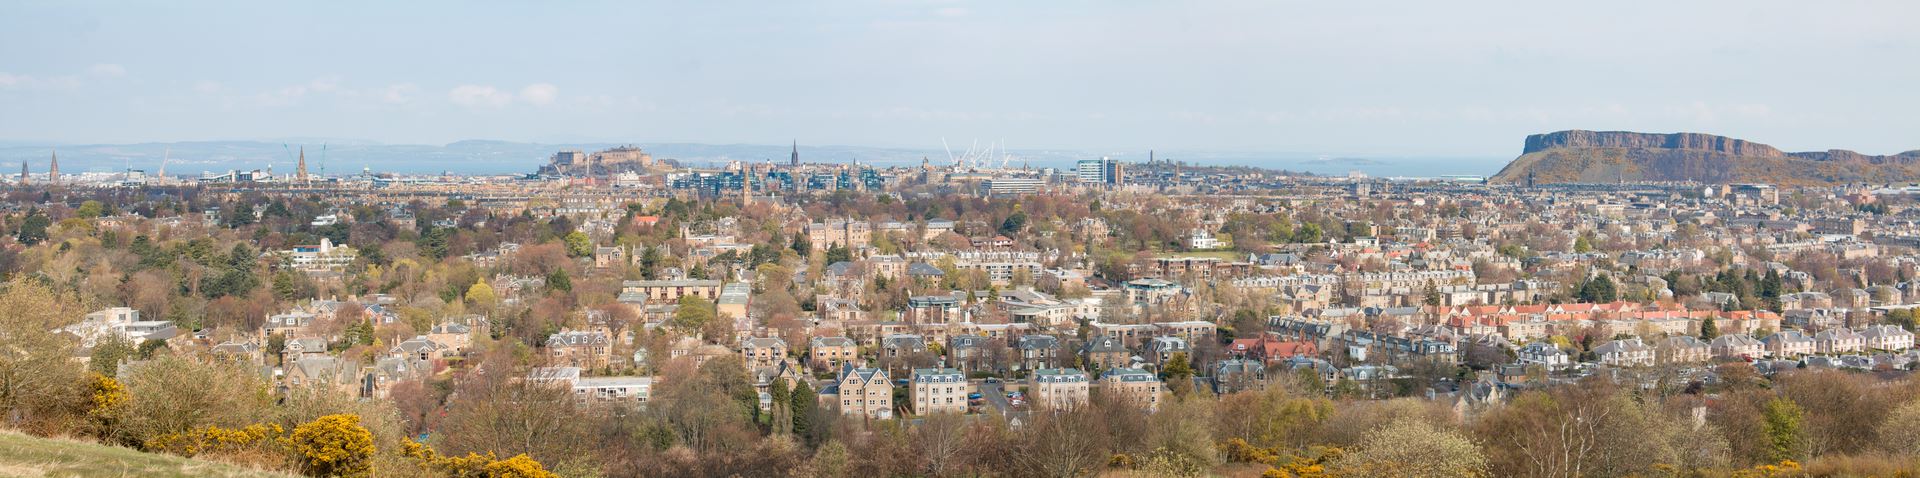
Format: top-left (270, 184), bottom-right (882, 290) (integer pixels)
top-left (281, 414), bottom-right (375, 478)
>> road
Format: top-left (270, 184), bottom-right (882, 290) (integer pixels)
top-left (976, 379), bottom-right (1027, 422)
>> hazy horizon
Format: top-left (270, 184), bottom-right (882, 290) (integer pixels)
top-left (4, 1), bottom-right (1917, 159)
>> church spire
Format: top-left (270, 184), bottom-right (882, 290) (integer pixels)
top-left (47, 148), bottom-right (58, 186)
top-left (790, 140), bottom-right (799, 167)
top-left (297, 146), bottom-right (309, 184)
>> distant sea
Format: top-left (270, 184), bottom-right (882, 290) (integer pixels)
top-left (0, 140), bottom-right (1510, 179)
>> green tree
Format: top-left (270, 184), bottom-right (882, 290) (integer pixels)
top-left (1000, 211), bottom-right (1028, 235)
top-left (1163, 352), bottom-right (1196, 400)
top-left (1889, 308), bottom-right (1917, 332)
top-left (825, 244), bottom-right (851, 264)
top-left (768, 378), bottom-right (792, 435)
top-left (75, 200), bottom-right (105, 219)
top-left (790, 234), bottom-right (812, 256)
top-left (564, 230), bottom-right (593, 258)
top-left (416, 227), bottom-right (451, 259)
top-left (16, 210), bottom-right (49, 245)
top-left (1577, 274), bottom-right (1617, 303)
top-left (672, 295), bottom-right (718, 332)
top-left (792, 379), bottom-right (823, 446)
top-left (1291, 223), bottom-right (1323, 244)
top-left (465, 281), bottom-right (498, 307)
top-left (546, 269), bottom-right (572, 293)
top-left (1700, 316), bottom-right (1720, 340)
top-left (272, 269), bottom-right (299, 301)
top-left (1762, 396), bottom-right (1805, 463)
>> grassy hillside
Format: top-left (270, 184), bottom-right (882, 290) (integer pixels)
top-left (0, 430), bottom-right (292, 478)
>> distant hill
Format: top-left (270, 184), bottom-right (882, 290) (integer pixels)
top-left (0, 430), bottom-right (291, 477)
top-left (1489, 130), bottom-right (1920, 186)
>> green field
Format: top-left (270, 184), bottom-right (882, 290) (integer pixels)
top-left (0, 431), bottom-right (291, 478)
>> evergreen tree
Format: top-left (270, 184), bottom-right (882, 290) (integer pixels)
top-left (768, 379), bottom-right (792, 435)
top-left (825, 244), bottom-right (851, 264)
top-left (1700, 316), bottom-right (1719, 340)
top-left (790, 234), bottom-right (811, 256)
top-left (546, 268), bottom-right (572, 293)
top-left (16, 210), bottom-right (49, 245)
top-left (791, 379), bottom-right (823, 447)
top-left (1577, 274), bottom-right (1617, 303)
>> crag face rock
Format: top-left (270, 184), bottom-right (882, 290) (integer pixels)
top-left (1494, 130), bottom-right (1920, 186)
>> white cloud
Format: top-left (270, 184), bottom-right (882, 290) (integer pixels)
top-left (449, 85), bottom-right (514, 108)
top-left (519, 83), bottom-right (559, 106)
top-left (307, 76), bottom-right (342, 93)
top-left (0, 72), bottom-right (80, 90)
top-left (379, 83), bottom-right (419, 104)
top-left (88, 63), bottom-right (126, 77)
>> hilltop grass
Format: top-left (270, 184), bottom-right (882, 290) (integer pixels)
top-left (0, 430), bottom-right (293, 478)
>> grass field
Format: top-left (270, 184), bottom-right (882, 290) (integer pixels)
top-left (0, 430), bottom-right (291, 478)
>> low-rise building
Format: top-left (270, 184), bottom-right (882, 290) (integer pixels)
top-left (1029, 368), bottom-right (1091, 411)
top-left (824, 363), bottom-right (892, 420)
top-left (909, 368), bottom-right (967, 416)
top-left (1099, 367), bottom-right (1163, 412)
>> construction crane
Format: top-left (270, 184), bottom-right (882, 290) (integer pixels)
top-left (157, 147), bottom-right (169, 181)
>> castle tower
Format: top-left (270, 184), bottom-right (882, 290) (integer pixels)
top-left (296, 147), bottom-right (309, 184)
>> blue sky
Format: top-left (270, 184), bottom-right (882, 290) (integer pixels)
top-left (2, 0), bottom-right (1916, 157)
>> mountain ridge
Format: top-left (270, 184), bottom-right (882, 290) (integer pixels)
top-left (1493, 130), bottom-right (1920, 186)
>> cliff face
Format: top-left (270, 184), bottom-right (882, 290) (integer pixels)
top-left (1493, 130), bottom-right (1920, 186)
top-left (1522, 131), bottom-right (1784, 157)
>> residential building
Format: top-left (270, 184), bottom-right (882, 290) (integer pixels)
top-left (909, 368), bottom-right (967, 415)
top-left (1099, 367), bottom-right (1163, 412)
top-left (809, 336), bottom-right (859, 368)
top-left (742, 337), bottom-right (788, 369)
top-left (1029, 368), bottom-right (1091, 411)
top-left (1593, 338), bottom-right (1654, 367)
top-left (825, 363), bottom-right (892, 420)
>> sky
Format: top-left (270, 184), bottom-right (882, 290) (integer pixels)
top-left (2, 0), bottom-right (1917, 159)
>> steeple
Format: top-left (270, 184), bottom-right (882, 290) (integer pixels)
top-left (47, 148), bottom-right (58, 186)
top-left (742, 169), bottom-right (752, 205)
top-left (790, 140), bottom-right (799, 167)
top-left (296, 146), bottom-right (309, 184)
top-left (17, 161), bottom-right (26, 186)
